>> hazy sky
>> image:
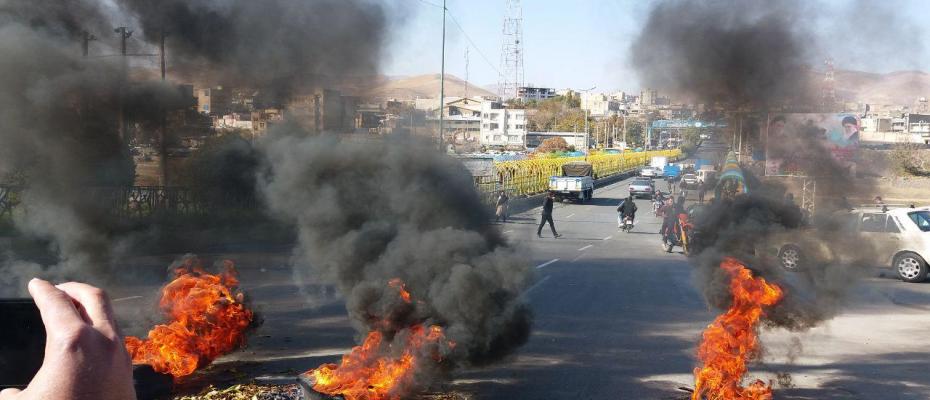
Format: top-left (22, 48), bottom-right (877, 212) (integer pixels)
top-left (383, 0), bottom-right (929, 93)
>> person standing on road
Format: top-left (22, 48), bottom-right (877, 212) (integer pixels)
top-left (495, 190), bottom-right (509, 222)
top-left (698, 180), bottom-right (707, 204)
top-left (537, 192), bottom-right (562, 238)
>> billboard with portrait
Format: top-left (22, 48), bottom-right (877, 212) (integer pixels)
top-left (764, 113), bottom-right (860, 176)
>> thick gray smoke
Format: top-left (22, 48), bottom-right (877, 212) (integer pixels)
top-left (0, 10), bottom-right (134, 294)
top-left (0, 0), bottom-right (400, 295)
top-left (631, 0), bottom-right (879, 331)
top-left (630, 0), bottom-right (815, 108)
top-left (258, 132), bottom-right (533, 379)
top-left (119, 0), bottom-right (392, 101)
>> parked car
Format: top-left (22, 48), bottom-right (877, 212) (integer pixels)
top-left (772, 207), bottom-right (930, 283)
top-left (640, 167), bottom-right (660, 178)
top-left (681, 173), bottom-right (699, 188)
top-left (697, 169), bottom-right (716, 185)
top-left (628, 179), bottom-right (655, 199)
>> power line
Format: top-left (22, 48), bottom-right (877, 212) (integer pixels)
top-left (414, 0), bottom-right (443, 8)
top-left (409, 0), bottom-right (501, 78)
top-left (446, 10), bottom-right (501, 76)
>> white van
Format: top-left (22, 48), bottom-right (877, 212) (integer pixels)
top-left (775, 207), bottom-right (930, 282)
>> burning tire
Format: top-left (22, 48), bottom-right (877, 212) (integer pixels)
top-left (778, 245), bottom-right (803, 272)
top-left (894, 252), bottom-right (928, 283)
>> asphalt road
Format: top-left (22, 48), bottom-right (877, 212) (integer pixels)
top-left (110, 146), bottom-right (930, 399)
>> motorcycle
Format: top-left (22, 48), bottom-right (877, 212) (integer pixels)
top-left (662, 212), bottom-right (693, 254)
top-left (619, 215), bottom-right (635, 233)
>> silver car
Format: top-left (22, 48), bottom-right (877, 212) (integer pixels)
top-left (774, 207), bottom-right (930, 283)
top-left (628, 179), bottom-right (655, 199)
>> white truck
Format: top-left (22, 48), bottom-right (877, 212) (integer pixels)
top-left (549, 161), bottom-right (595, 203)
top-left (650, 156), bottom-right (668, 169)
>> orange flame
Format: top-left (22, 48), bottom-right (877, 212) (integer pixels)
top-left (124, 259), bottom-right (254, 378)
top-left (305, 279), bottom-right (453, 400)
top-left (388, 278), bottom-right (411, 304)
top-left (692, 257), bottom-right (783, 400)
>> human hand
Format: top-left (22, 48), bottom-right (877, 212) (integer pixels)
top-left (0, 279), bottom-right (137, 400)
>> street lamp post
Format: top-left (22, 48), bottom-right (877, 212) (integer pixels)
top-left (438, 0), bottom-right (447, 152)
top-left (579, 86), bottom-right (596, 159)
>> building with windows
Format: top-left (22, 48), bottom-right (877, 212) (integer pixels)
top-left (480, 101), bottom-right (527, 149)
top-left (196, 86), bottom-right (230, 116)
top-left (580, 92), bottom-right (619, 117)
top-left (518, 86), bottom-right (556, 102)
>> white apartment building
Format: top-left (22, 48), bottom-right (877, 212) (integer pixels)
top-left (580, 92), bottom-right (619, 117)
top-left (480, 101), bottom-right (527, 149)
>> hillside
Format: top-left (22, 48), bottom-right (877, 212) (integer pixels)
top-left (832, 69), bottom-right (930, 105)
top-left (366, 74), bottom-right (497, 100)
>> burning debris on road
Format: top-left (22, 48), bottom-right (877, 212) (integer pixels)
top-left (125, 256), bottom-right (254, 378)
top-left (691, 258), bottom-right (783, 400)
top-left (302, 279), bottom-right (455, 400)
top-left (258, 134), bottom-right (533, 399)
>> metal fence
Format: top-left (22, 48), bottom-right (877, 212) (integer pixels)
top-left (0, 185), bottom-right (258, 220)
top-left (487, 149), bottom-right (681, 197)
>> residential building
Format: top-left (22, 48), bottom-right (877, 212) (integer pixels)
top-left (250, 109), bottom-right (283, 137)
top-left (580, 92), bottom-right (619, 117)
top-left (216, 113), bottom-right (253, 131)
top-left (196, 86), bottom-right (230, 116)
top-left (518, 86), bottom-right (556, 102)
top-left (860, 117), bottom-right (892, 133)
top-left (480, 101), bottom-right (527, 149)
top-left (525, 132), bottom-right (586, 149)
top-left (286, 89), bottom-right (358, 133)
top-left (639, 89), bottom-right (658, 106)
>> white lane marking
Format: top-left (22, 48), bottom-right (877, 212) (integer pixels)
top-left (578, 244), bottom-right (593, 251)
top-left (112, 295), bottom-right (143, 302)
top-left (603, 235), bottom-right (613, 241)
top-left (566, 213), bottom-right (575, 219)
top-left (503, 230), bottom-right (514, 234)
top-left (523, 276), bottom-right (552, 296)
top-left (571, 254), bottom-right (585, 263)
top-left (535, 259), bottom-right (559, 269)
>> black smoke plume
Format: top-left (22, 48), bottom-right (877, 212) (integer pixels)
top-left (258, 132), bottom-right (533, 377)
top-left (0, 9), bottom-right (135, 294)
top-left (630, 0), bottom-right (815, 108)
top-left (119, 0), bottom-right (392, 101)
top-left (631, 0), bottom-right (879, 332)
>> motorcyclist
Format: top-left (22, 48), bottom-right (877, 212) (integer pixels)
top-left (660, 198), bottom-right (682, 245)
top-left (617, 195), bottom-right (638, 228)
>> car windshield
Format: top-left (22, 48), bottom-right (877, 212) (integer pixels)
top-left (908, 211), bottom-right (930, 232)
top-left (632, 180), bottom-right (651, 186)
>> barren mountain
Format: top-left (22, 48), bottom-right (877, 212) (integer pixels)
top-left (832, 69), bottom-right (930, 105)
top-left (364, 74), bottom-right (496, 100)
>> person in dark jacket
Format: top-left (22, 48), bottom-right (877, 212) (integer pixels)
top-left (617, 195), bottom-right (638, 228)
top-left (495, 191), bottom-right (509, 222)
top-left (537, 192), bottom-right (561, 238)
top-left (661, 197), bottom-right (684, 244)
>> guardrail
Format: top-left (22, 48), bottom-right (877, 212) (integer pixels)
top-left (0, 185), bottom-right (257, 221)
top-left (479, 149), bottom-right (681, 197)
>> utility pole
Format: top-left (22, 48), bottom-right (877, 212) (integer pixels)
top-left (115, 27), bottom-right (132, 146)
top-left (438, 0), bottom-right (446, 152)
top-left (81, 31), bottom-right (97, 57)
top-left (464, 47), bottom-right (469, 100)
top-left (579, 86), bottom-right (596, 159)
top-left (159, 29), bottom-right (169, 186)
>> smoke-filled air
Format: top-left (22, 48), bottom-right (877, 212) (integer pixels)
top-left (631, 0), bottom-right (886, 331)
top-left (259, 132), bottom-right (533, 392)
